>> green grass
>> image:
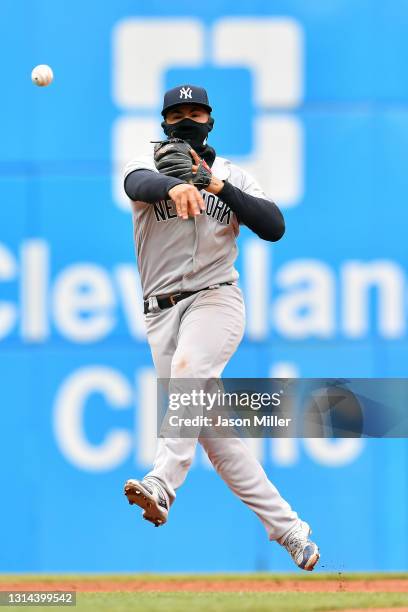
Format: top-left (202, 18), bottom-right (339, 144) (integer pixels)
top-left (0, 574), bottom-right (407, 611)
top-left (15, 592), bottom-right (408, 612)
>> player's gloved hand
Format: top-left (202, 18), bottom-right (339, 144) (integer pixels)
top-left (153, 138), bottom-right (212, 190)
top-left (190, 149), bottom-right (223, 195)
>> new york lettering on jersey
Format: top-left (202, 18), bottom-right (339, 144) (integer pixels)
top-left (123, 152), bottom-right (270, 298)
top-left (153, 192), bottom-right (232, 225)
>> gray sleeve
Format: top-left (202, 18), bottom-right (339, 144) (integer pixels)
top-left (124, 169), bottom-right (186, 204)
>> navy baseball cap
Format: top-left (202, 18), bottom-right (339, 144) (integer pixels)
top-left (161, 84), bottom-right (212, 116)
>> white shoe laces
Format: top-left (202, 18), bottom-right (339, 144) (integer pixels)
top-left (144, 477), bottom-right (169, 509)
top-left (284, 531), bottom-right (306, 556)
top-left (282, 524), bottom-right (309, 561)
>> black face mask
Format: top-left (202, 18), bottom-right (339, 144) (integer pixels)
top-left (161, 117), bottom-right (215, 164)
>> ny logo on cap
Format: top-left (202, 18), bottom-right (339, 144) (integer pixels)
top-left (179, 86), bottom-right (192, 100)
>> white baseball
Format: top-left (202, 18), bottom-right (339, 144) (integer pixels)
top-left (31, 64), bottom-right (54, 87)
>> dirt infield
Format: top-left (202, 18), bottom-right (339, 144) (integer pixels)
top-left (1, 578), bottom-right (407, 593)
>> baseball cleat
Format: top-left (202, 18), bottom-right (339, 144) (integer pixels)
top-left (279, 520), bottom-right (320, 571)
top-left (124, 478), bottom-right (169, 527)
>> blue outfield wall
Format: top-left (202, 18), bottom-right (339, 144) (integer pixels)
top-left (0, 0), bottom-right (407, 572)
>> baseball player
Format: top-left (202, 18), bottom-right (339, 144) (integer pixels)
top-left (123, 85), bottom-right (319, 571)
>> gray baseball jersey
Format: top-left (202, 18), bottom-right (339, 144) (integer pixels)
top-left (124, 147), bottom-right (302, 545)
top-left (124, 150), bottom-right (272, 299)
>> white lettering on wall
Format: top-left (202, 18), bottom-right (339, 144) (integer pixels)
top-left (54, 366), bottom-right (132, 471)
top-left (342, 260), bottom-right (405, 338)
top-left (0, 239), bottom-right (406, 343)
top-left (52, 265), bottom-right (116, 342)
top-left (273, 260), bottom-right (335, 338)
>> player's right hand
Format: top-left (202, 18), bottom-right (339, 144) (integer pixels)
top-left (168, 183), bottom-right (205, 220)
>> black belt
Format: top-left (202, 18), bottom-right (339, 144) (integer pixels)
top-left (144, 282), bottom-right (233, 314)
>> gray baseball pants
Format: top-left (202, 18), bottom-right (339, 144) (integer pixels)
top-left (144, 284), bottom-right (298, 540)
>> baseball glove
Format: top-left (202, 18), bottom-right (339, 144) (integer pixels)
top-left (153, 138), bottom-right (212, 190)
